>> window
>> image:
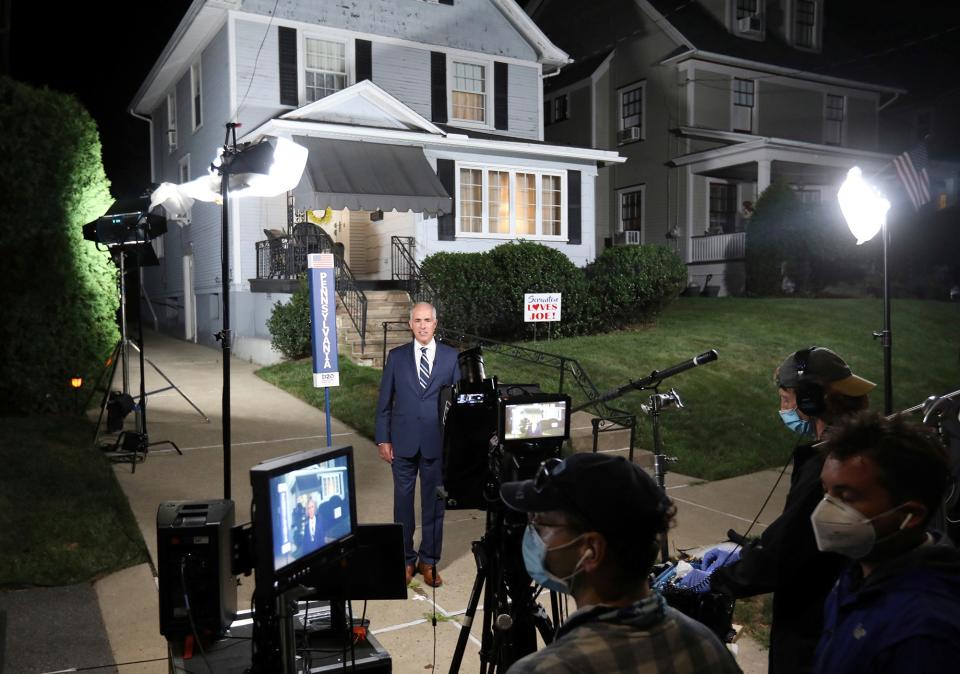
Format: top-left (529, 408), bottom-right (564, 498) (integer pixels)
top-left (553, 95), bottom-right (568, 123)
top-left (709, 183), bottom-right (737, 233)
top-left (305, 38), bottom-right (347, 102)
top-left (176, 155), bottom-right (192, 225)
top-left (457, 164), bottom-right (565, 238)
top-left (797, 188), bottom-right (820, 205)
top-left (190, 61), bottom-right (202, 131)
top-left (825, 94), bottom-right (844, 145)
top-left (620, 83), bottom-right (644, 133)
top-left (619, 188), bottom-right (643, 234)
top-left (733, 78), bottom-right (754, 132)
top-left (795, 0), bottom-right (816, 48)
top-left (736, 0), bottom-right (759, 19)
top-left (451, 60), bottom-right (487, 124)
top-left (166, 92), bottom-right (177, 152)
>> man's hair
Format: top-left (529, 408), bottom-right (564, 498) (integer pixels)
top-left (821, 390), bottom-right (870, 425)
top-left (409, 302), bottom-right (437, 321)
top-left (824, 411), bottom-right (949, 522)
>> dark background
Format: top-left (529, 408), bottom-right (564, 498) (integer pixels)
top-left (4, 1), bottom-right (959, 201)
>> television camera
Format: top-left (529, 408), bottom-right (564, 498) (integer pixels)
top-left (440, 347), bottom-right (571, 673)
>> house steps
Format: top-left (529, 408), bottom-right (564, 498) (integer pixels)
top-left (336, 289), bottom-right (413, 368)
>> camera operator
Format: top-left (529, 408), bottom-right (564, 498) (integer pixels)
top-left (812, 412), bottom-right (960, 673)
top-left (680, 347), bottom-right (873, 674)
top-left (500, 453), bottom-right (741, 674)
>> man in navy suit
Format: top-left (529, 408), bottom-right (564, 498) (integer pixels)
top-left (375, 302), bottom-right (459, 587)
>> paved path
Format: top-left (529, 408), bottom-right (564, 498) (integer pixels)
top-left (16, 329), bottom-right (786, 673)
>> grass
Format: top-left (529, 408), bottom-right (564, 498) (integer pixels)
top-left (257, 297), bottom-right (960, 480)
top-left (733, 594), bottom-right (773, 649)
top-left (0, 415), bottom-right (149, 587)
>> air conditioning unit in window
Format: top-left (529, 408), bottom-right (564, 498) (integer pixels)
top-left (618, 127), bottom-right (642, 143)
top-left (614, 230), bottom-right (643, 246)
top-left (738, 15), bottom-right (762, 33)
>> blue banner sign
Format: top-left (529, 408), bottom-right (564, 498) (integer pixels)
top-left (308, 253), bottom-right (340, 388)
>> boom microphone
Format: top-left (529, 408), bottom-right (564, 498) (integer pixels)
top-left (649, 349), bottom-right (719, 381)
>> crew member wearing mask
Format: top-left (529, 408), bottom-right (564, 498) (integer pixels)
top-left (681, 347), bottom-right (873, 674)
top-left (499, 453), bottom-right (741, 674)
top-left (811, 412), bottom-right (960, 673)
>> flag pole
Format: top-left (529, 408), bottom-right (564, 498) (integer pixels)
top-left (879, 217), bottom-right (893, 415)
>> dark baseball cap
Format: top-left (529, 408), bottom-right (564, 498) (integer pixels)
top-left (499, 453), bottom-right (672, 546)
top-left (776, 346), bottom-right (875, 397)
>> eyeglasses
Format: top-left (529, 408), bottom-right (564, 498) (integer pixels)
top-left (533, 457), bottom-right (565, 492)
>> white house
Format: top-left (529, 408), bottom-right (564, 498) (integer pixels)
top-left (132, 0), bottom-right (623, 363)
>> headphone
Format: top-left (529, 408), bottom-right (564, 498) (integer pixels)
top-left (793, 347), bottom-right (826, 417)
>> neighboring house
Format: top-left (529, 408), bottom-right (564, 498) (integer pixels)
top-left (528, 0), bottom-right (906, 295)
top-left (131, 0), bottom-right (622, 364)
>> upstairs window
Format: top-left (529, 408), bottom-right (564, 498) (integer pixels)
top-left (736, 0), bottom-right (762, 34)
top-left (709, 183), bottom-right (738, 234)
top-left (553, 95), bottom-right (568, 123)
top-left (190, 61), bottom-right (202, 131)
top-left (618, 82), bottom-right (645, 143)
top-left (736, 0), bottom-right (759, 19)
top-left (733, 78), bottom-right (755, 132)
top-left (166, 92), bottom-right (177, 152)
top-left (451, 60), bottom-right (488, 124)
top-left (795, 0), bottom-right (817, 49)
top-left (304, 38), bottom-right (347, 102)
top-left (825, 94), bottom-right (844, 145)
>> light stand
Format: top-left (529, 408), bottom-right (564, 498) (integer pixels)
top-left (838, 167), bottom-right (893, 414)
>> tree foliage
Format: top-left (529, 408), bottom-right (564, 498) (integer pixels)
top-left (0, 77), bottom-right (116, 414)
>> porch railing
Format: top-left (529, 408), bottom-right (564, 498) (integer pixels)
top-left (255, 224), bottom-right (368, 352)
top-left (391, 236), bottom-right (438, 306)
top-left (689, 231), bottom-right (746, 263)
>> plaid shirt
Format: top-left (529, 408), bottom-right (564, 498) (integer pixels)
top-left (507, 593), bottom-right (741, 674)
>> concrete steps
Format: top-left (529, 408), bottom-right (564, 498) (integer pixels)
top-left (337, 289), bottom-right (412, 368)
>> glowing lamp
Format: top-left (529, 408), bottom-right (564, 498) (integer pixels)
top-left (838, 166), bottom-right (890, 245)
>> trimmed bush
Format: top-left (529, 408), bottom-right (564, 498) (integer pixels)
top-left (584, 245), bottom-right (687, 327)
top-left (744, 182), bottom-right (799, 296)
top-left (267, 280), bottom-right (313, 359)
top-left (0, 78), bottom-right (116, 414)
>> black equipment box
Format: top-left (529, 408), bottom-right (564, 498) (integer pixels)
top-left (157, 499), bottom-right (237, 638)
top-left (167, 605), bottom-right (392, 673)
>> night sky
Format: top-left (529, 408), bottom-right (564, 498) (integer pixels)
top-left (6, 0), bottom-right (959, 202)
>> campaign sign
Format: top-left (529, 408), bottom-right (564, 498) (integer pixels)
top-left (308, 253), bottom-right (340, 388)
top-left (524, 293), bottom-right (562, 322)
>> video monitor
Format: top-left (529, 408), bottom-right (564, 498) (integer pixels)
top-left (500, 393), bottom-right (571, 443)
top-left (250, 445), bottom-right (357, 593)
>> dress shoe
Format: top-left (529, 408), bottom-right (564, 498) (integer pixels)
top-left (417, 561), bottom-right (443, 588)
top-left (405, 564), bottom-right (416, 585)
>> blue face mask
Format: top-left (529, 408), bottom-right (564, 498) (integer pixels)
top-left (521, 524), bottom-right (588, 594)
top-left (779, 408), bottom-right (814, 437)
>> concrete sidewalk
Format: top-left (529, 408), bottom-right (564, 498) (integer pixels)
top-left (45, 330), bottom-right (787, 673)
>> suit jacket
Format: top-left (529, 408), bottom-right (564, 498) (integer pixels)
top-left (375, 341), bottom-right (459, 459)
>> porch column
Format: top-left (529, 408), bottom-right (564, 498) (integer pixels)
top-left (757, 159), bottom-right (772, 195)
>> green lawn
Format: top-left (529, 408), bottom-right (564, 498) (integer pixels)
top-left (0, 416), bottom-right (148, 587)
top-left (257, 297), bottom-right (960, 481)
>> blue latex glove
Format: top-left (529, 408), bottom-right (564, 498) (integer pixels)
top-left (703, 547), bottom-right (741, 573)
top-left (676, 568), bottom-right (712, 593)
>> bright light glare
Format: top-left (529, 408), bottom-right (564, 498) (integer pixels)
top-left (838, 166), bottom-right (890, 245)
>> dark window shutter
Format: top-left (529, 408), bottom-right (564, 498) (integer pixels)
top-left (431, 52), bottom-right (447, 124)
top-left (567, 170), bottom-right (581, 245)
top-left (437, 159), bottom-right (456, 241)
top-left (356, 39), bottom-right (372, 82)
top-left (439, 0), bottom-right (454, 5)
top-left (278, 27), bottom-right (298, 107)
top-left (494, 61), bottom-right (508, 131)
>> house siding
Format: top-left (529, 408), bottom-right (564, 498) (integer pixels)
top-left (238, 0), bottom-right (537, 61)
top-left (692, 68), bottom-right (730, 131)
top-left (757, 81), bottom-right (822, 144)
top-left (846, 95), bottom-right (878, 150)
top-left (371, 42), bottom-right (432, 120)
top-left (235, 18), bottom-right (284, 132)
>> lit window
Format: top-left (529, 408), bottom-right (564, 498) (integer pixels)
top-left (457, 165), bottom-right (565, 238)
top-left (305, 38), bottom-right (347, 102)
top-left (191, 62), bottom-right (202, 131)
top-left (452, 61), bottom-right (487, 123)
top-left (167, 92), bottom-right (177, 152)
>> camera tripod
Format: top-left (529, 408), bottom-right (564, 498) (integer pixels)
top-left (90, 245), bottom-right (208, 468)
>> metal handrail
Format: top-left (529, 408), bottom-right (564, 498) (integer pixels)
top-left (391, 236), bottom-right (439, 307)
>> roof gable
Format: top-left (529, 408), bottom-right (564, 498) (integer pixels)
top-left (279, 81), bottom-right (445, 135)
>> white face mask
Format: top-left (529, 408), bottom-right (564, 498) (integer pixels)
top-left (810, 494), bottom-right (912, 559)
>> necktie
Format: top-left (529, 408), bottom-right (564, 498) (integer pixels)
top-left (419, 347), bottom-right (430, 389)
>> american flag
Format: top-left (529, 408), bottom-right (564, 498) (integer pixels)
top-left (893, 142), bottom-right (931, 210)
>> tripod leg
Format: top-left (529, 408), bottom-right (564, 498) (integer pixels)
top-left (92, 341), bottom-right (123, 446)
top-left (142, 356), bottom-right (210, 422)
top-left (147, 439), bottom-right (184, 456)
top-left (449, 539), bottom-right (487, 674)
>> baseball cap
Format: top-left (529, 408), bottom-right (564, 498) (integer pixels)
top-left (776, 346), bottom-right (875, 397)
top-left (499, 453), bottom-right (672, 547)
